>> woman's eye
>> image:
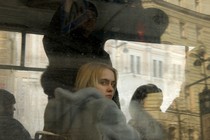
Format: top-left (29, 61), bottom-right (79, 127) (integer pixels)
top-left (111, 82), bottom-right (116, 88)
top-left (99, 79), bottom-right (116, 88)
top-left (99, 80), bottom-right (109, 85)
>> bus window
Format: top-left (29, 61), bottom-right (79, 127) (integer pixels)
top-left (0, 31), bottom-right (21, 66)
top-left (0, 31), bottom-right (48, 137)
top-left (25, 34), bottom-right (48, 68)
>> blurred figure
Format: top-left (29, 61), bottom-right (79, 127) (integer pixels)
top-left (41, 1), bottom-right (120, 108)
top-left (129, 84), bottom-right (167, 140)
top-left (0, 89), bottom-right (31, 140)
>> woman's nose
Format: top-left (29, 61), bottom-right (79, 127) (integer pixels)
top-left (107, 84), bottom-right (114, 92)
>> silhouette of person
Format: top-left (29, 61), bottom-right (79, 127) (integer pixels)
top-left (128, 84), bottom-right (167, 140)
top-left (41, 2), bottom-right (121, 108)
top-left (0, 89), bottom-right (31, 140)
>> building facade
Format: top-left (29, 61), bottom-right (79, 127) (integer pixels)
top-left (141, 0), bottom-right (210, 139)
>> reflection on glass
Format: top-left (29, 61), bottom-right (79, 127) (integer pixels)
top-left (0, 0), bottom-right (210, 139)
top-left (105, 39), bottom-right (186, 113)
top-left (0, 69), bottom-right (47, 137)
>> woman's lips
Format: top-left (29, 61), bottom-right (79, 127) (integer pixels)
top-left (105, 95), bottom-right (113, 99)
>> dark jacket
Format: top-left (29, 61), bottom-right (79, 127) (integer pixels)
top-left (0, 116), bottom-right (31, 140)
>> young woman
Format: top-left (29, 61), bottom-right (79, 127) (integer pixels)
top-left (42, 62), bottom-right (140, 140)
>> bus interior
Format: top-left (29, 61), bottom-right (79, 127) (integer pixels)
top-left (0, 0), bottom-right (210, 139)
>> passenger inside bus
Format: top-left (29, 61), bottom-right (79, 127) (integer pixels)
top-left (129, 84), bottom-right (167, 139)
top-left (0, 89), bottom-right (31, 140)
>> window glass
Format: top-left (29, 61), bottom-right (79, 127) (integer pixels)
top-left (25, 34), bottom-right (48, 68)
top-left (0, 69), bottom-right (47, 137)
top-left (1, 0), bottom-right (210, 139)
top-left (0, 32), bottom-right (48, 137)
top-left (0, 31), bottom-right (21, 66)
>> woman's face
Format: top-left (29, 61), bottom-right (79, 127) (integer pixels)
top-left (95, 68), bottom-right (116, 99)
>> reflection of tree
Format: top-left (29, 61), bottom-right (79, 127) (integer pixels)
top-left (188, 45), bottom-right (210, 140)
top-left (167, 97), bottom-right (201, 140)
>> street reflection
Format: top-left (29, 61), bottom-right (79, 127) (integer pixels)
top-left (105, 40), bottom-right (187, 113)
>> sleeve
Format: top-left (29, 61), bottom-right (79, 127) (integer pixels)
top-left (97, 100), bottom-right (141, 140)
top-left (128, 101), bottom-right (166, 140)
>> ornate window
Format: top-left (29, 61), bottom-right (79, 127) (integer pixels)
top-left (196, 25), bottom-right (202, 42)
top-left (180, 22), bottom-right (187, 39)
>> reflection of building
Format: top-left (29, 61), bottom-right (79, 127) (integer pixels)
top-left (105, 40), bottom-right (187, 137)
top-left (104, 0), bottom-right (210, 139)
top-left (141, 0), bottom-right (210, 139)
top-left (189, 45), bottom-right (210, 140)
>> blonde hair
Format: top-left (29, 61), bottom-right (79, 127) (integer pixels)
top-left (75, 62), bottom-right (117, 91)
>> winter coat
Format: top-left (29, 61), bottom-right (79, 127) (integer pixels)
top-left (0, 116), bottom-right (31, 140)
top-left (42, 87), bottom-right (140, 140)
